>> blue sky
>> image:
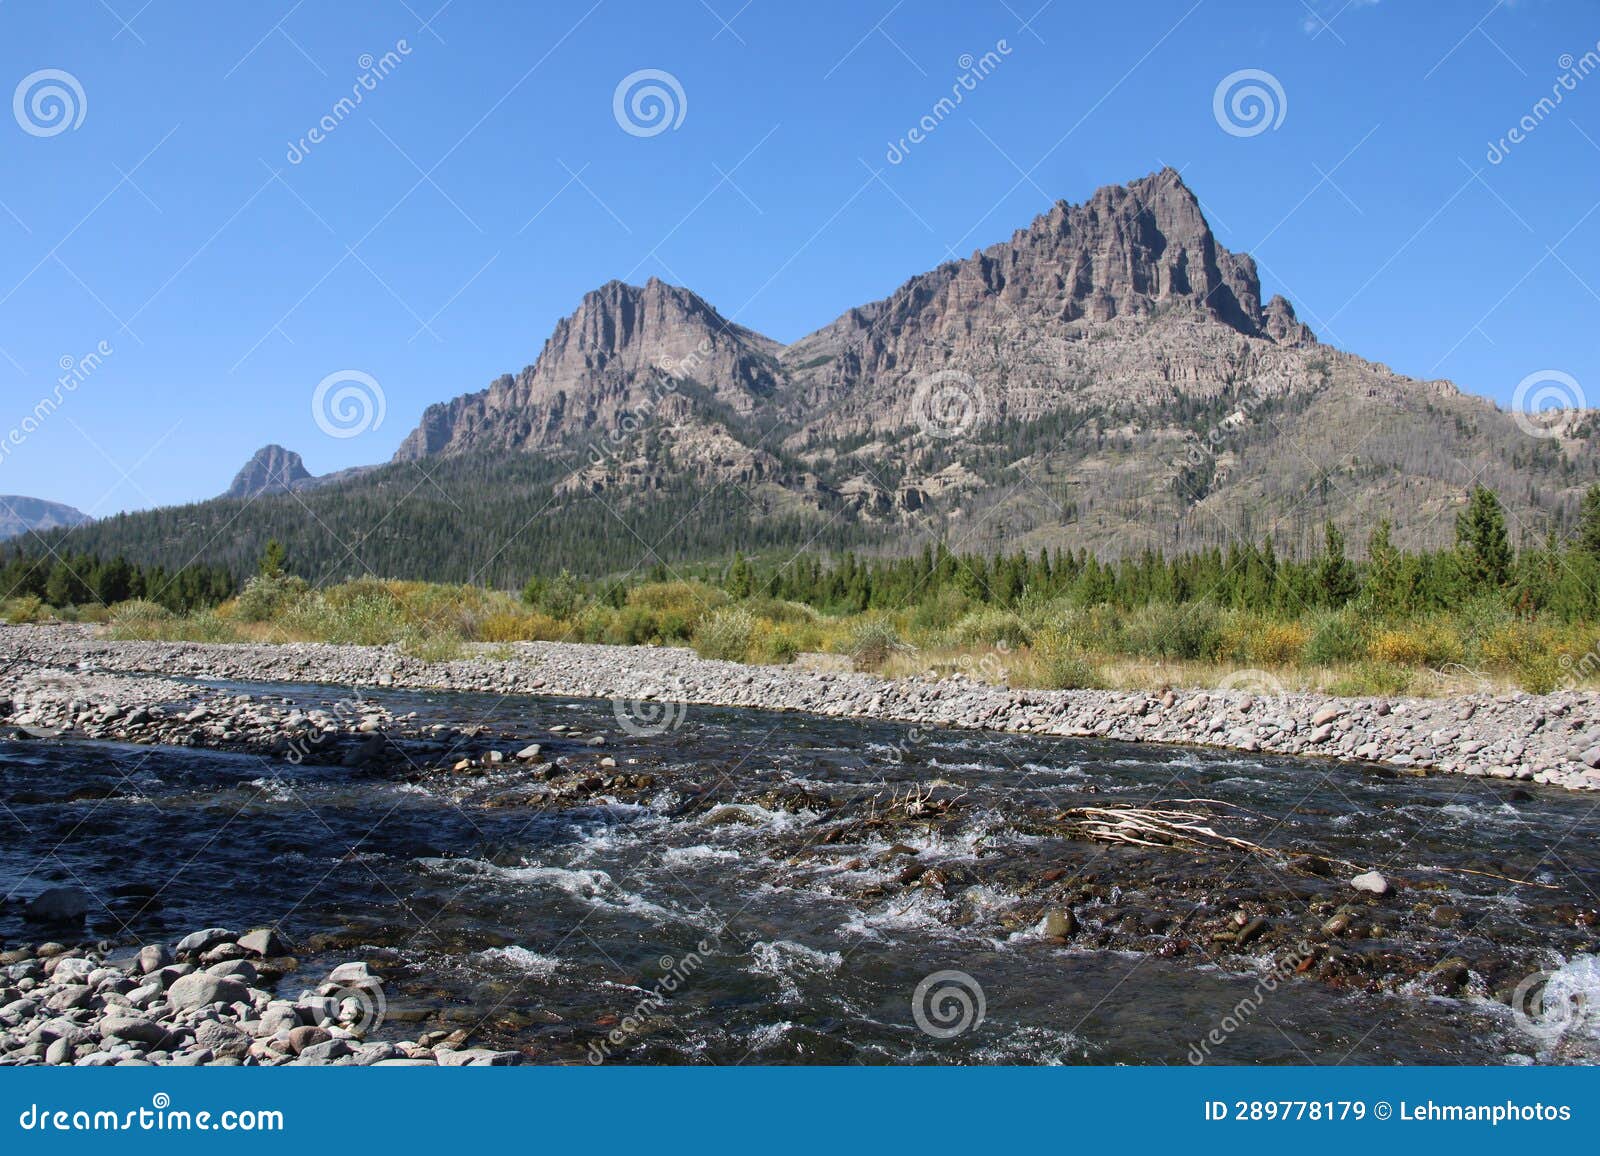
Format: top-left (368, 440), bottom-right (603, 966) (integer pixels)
top-left (1, 0), bottom-right (1596, 515)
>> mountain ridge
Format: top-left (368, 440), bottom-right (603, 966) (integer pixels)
top-left (0, 496), bottom-right (90, 542)
top-left (26, 168), bottom-right (1600, 583)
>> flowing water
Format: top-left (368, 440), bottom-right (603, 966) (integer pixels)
top-left (3, 679), bottom-right (1598, 1065)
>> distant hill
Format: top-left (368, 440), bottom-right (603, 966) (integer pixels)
top-left (31, 168), bottom-right (1600, 583)
top-left (0, 495), bottom-right (89, 542)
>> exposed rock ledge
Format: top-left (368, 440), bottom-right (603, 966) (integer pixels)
top-left (3, 624), bottom-right (1599, 791)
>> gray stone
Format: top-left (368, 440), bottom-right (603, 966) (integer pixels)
top-left (174, 928), bottom-right (235, 956)
top-left (99, 1016), bottom-right (168, 1046)
top-left (135, 943), bottom-right (174, 974)
top-left (296, 1038), bottom-right (353, 1063)
top-left (205, 960), bottom-right (258, 984)
top-left (435, 1047), bottom-right (521, 1066)
top-left (24, 887), bottom-right (93, 923)
top-left (1350, 870), bottom-right (1389, 896)
top-left (326, 961), bottom-right (374, 985)
top-left (49, 957), bottom-right (96, 985)
top-left (38, 1017), bottom-right (97, 1046)
top-left (286, 1025), bottom-right (331, 1054)
top-left (235, 928), bottom-right (291, 958)
top-left (194, 1020), bottom-right (252, 1060)
top-left (165, 973), bottom-right (249, 1012)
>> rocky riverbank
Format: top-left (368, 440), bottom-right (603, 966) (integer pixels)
top-left (0, 927), bottom-right (518, 1066)
top-left (4, 624), bottom-right (1599, 790)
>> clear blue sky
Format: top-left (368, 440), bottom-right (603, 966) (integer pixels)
top-left (1, 0), bottom-right (1596, 515)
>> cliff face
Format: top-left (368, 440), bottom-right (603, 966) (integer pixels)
top-left (349, 167), bottom-right (1591, 556)
top-left (393, 169), bottom-right (1323, 460)
top-left (393, 278), bottom-right (783, 460)
top-left (225, 445), bottom-right (312, 499)
top-left (0, 496), bottom-right (89, 541)
top-left (778, 167), bottom-right (1317, 436)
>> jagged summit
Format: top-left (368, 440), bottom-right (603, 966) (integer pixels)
top-left (60, 166), bottom-right (1585, 577)
top-left (393, 277), bottom-right (782, 461)
top-left (393, 169), bottom-right (1323, 464)
top-left (225, 445), bottom-right (312, 499)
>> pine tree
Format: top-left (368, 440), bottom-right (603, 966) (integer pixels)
top-left (1317, 521), bottom-right (1359, 606)
top-left (1578, 483), bottom-right (1600, 562)
top-left (1455, 485), bottom-right (1512, 591)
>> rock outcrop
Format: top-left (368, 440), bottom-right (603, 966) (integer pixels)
top-left (0, 496), bottom-right (89, 541)
top-left (225, 446), bottom-right (313, 499)
top-left (393, 278), bottom-right (784, 460)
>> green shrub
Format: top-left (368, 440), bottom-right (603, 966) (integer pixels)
top-left (105, 600), bottom-right (174, 639)
top-left (1024, 632), bottom-right (1103, 690)
top-left (909, 589), bottom-right (974, 633)
top-left (847, 618), bottom-right (905, 672)
top-left (1327, 661), bottom-right (1413, 698)
top-left (739, 596), bottom-right (819, 626)
top-left (1, 595), bottom-right (45, 624)
top-left (233, 572), bottom-right (309, 622)
top-left (1304, 608), bottom-right (1369, 666)
top-left (522, 570), bottom-right (587, 619)
top-left (692, 607), bottom-right (757, 662)
top-left (1121, 601), bottom-right (1224, 661)
top-left (1516, 651), bottom-right (1565, 696)
top-left (950, 607), bottom-right (1032, 648)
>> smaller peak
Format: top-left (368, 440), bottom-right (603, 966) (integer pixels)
top-left (227, 444), bottom-right (311, 500)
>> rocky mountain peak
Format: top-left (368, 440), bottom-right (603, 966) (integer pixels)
top-left (393, 277), bottom-right (783, 460)
top-left (226, 445), bottom-right (312, 499)
top-left (0, 495), bottom-right (89, 541)
top-left (393, 169), bottom-right (1323, 464)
